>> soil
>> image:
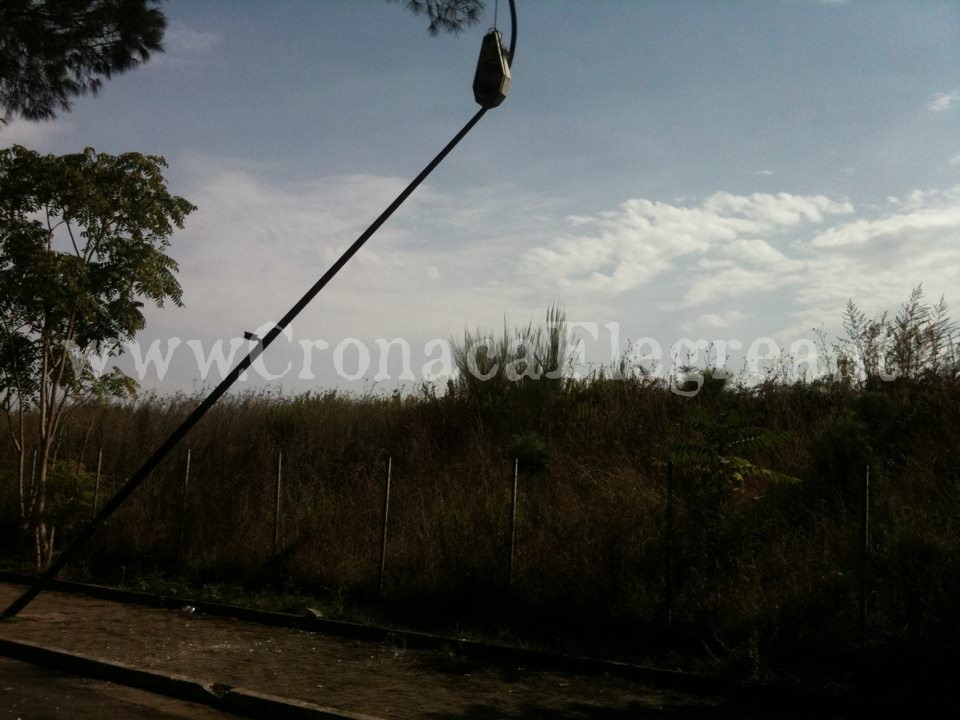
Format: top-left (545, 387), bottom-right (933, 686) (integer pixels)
top-left (0, 583), bottom-right (811, 719)
top-left (1, 656), bottom-right (238, 719)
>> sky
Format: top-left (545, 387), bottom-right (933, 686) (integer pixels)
top-left (3, 0), bottom-right (960, 394)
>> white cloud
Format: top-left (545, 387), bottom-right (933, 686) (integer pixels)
top-left (520, 192), bottom-right (852, 294)
top-left (754, 169), bottom-right (775, 176)
top-left (131, 152), bottom-right (960, 393)
top-left (145, 156), bottom-right (564, 352)
top-left (703, 192), bottom-right (851, 225)
top-left (901, 188), bottom-right (944, 210)
top-left (718, 238), bottom-right (799, 268)
top-left (810, 190), bottom-right (960, 248)
top-left (785, 186), bottom-right (960, 335)
top-left (949, 152), bottom-right (960, 166)
top-left (692, 310), bottom-right (746, 330)
top-left (543, 184), bottom-right (960, 348)
top-left (927, 90), bottom-right (959, 112)
top-left (682, 265), bottom-right (798, 308)
top-left (0, 119), bottom-right (70, 149)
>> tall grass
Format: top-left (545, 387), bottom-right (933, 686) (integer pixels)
top-left (1, 295), bottom-right (959, 684)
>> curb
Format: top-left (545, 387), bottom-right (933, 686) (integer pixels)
top-left (219, 688), bottom-right (380, 720)
top-left (0, 637), bottom-right (380, 720)
top-left (0, 637), bottom-right (216, 705)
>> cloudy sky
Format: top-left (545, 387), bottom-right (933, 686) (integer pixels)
top-left (3, 0), bottom-right (959, 392)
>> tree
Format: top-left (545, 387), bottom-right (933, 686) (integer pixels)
top-left (663, 408), bottom-right (798, 627)
top-left (391, 0), bottom-right (484, 35)
top-left (0, 0), bottom-right (166, 122)
top-left (0, 144), bottom-right (194, 567)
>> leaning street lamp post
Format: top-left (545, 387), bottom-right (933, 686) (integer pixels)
top-left (3, 0), bottom-right (518, 619)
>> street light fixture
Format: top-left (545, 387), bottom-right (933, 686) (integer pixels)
top-left (3, 0), bottom-right (519, 618)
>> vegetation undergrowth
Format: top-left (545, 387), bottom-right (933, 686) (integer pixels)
top-left (2, 293), bottom-right (959, 697)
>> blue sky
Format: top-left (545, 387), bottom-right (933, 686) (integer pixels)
top-left (4, 0), bottom-right (960, 392)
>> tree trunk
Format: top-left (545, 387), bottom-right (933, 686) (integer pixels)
top-left (33, 522), bottom-right (49, 571)
top-left (28, 436), bottom-right (52, 570)
top-left (17, 442), bottom-right (26, 522)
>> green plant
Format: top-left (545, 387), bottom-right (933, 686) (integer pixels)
top-left (0, 145), bottom-right (194, 567)
top-left (508, 431), bottom-right (549, 472)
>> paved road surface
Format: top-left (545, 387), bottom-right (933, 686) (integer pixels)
top-left (0, 582), bottom-right (822, 718)
top-left (0, 656), bottom-right (239, 719)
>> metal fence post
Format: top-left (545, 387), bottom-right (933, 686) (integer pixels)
top-left (177, 449), bottom-right (191, 564)
top-left (92, 448), bottom-right (103, 520)
top-left (273, 449), bottom-right (283, 557)
top-left (509, 458), bottom-right (519, 589)
top-left (666, 460), bottom-right (675, 634)
top-left (378, 456), bottom-right (392, 598)
top-left (860, 464), bottom-right (870, 662)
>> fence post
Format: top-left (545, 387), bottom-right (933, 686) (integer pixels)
top-left (92, 448), bottom-right (103, 520)
top-left (860, 464), bottom-right (870, 662)
top-left (509, 458), bottom-right (519, 589)
top-left (712, 470), bottom-right (722, 630)
top-left (378, 456), bottom-right (392, 598)
top-left (273, 449), bottom-right (283, 557)
top-left (177, 449), bottom-right (191, 564)
top-left (665, 460), bottom-right (675, 634)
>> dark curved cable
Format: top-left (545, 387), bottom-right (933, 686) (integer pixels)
top-left (3, 3), bottom-right (520, 618)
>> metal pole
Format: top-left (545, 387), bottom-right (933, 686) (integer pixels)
top-left (91, 448), bottom-right (103, 520)
top-left (4, 0), bottom-right (520, 618)
top-left (509, 458), bottom-right (519, 589)
top-left (860, 464), bottom-right (870, 662)
top-left (506, 0), bottom-right (517, 64)
top-left (177, 449), bottom-right (191, 565)
top-left (666, 460), bottom-right (675, 634)
top-left (3, 108), bottom-right (495, 618)
top-left (378, 457), bottom-right (392, 598)
top-left (273, 449), bottom-right (283, 557)
top-left (713, 471), bottom-right (722, 629)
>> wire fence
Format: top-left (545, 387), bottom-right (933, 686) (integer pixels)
top-left (1, 437), bottom-right (892, 669)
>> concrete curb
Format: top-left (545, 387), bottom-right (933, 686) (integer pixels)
top-left (0, 637), bottom-right (217, 704)
top-left (0, 638), bottom-right (380, 720)
top-left (219, 688), bottom-right (380, 720)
